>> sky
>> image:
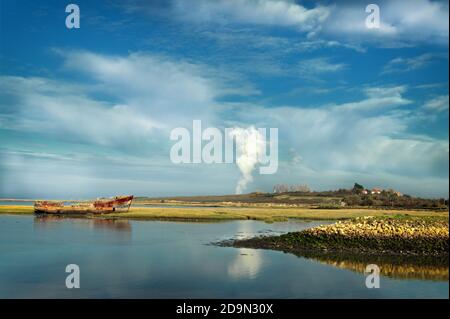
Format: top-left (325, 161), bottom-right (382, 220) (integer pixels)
top-left (0, 0), bottom-right (448, 199)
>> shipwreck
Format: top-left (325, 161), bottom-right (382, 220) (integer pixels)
top-left (34, 195), bottom-right (134, 215)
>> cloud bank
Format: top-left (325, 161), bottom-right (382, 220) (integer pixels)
top-left (0, 49), bottom-right (448, 197)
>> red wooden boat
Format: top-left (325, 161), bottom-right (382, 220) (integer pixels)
top-left (34, 195), bottom-right (134, 214)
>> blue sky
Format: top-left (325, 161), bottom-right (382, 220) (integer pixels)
top-left (0, 0), bottom-right (448, 199)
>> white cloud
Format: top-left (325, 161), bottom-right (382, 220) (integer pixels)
top-left (170, 0), bottom-right (449, 45)
top-left (57, 50), bottom-right (223, 125)
top-left (363, 85), bottom-right (407, 98)
top-left (1, 50), bottom-right (251, 149)
top-left (382, 53), bottom-right (446, 74)
top-left (297, 57), bottom-right (347, 76)
top-left (1, 50), bottom-right (448, 198)
top-left (119, 0), bottom-right (448, 48)
top-left (0, 75), bottom-right (161, 148)
top-left (172, 0), bottom-right (330, 32)
top-left (322, 0), bottom-right (449, 46)
top-left (336, 86), bottom-right (411, 112)
top-left (424, 95), bottom-right (449, 112)
top-left (0, 50), bottom-right (267, 197)
top-left (170, 0), bottom-right (448, 47)
top-left (227, 85), bottom-right (448, 196)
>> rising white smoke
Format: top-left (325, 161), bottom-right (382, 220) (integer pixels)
top-left (228, 127), bottom-right (266, 194)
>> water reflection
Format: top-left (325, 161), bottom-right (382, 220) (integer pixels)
top-left (290, 250), bottom-right (449, 281)
top-left (1, 215), bottom-right (447, 298)
top-left (33, 216), bottom-right (131, 235)
top-left (227, 222), bottom-right (264, 279)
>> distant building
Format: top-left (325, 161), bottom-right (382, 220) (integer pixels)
top-left (361, 189), bottom-right (369, 195)
top-left (371, 188), bottom-right (382, 194)
top-left (386, 188), bottom-right (403, 197)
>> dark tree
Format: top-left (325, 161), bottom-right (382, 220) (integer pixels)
top-left (352, 183), bottom-right (364, 194)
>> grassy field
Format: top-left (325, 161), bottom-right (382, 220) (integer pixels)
top-left (0, 205), bottom-right (447, 222)
top-left (0, 205), bottom-right (34, 214)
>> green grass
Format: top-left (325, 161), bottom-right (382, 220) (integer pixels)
top-left (0, 205), bottom-right (34, 214)
top-left (0, 205), bottom-right (447, 222)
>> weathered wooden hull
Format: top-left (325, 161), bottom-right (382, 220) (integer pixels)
top-left (34, 208), bottom-right (114, 215)
top-left (34, 195), bottom-right (134, 215)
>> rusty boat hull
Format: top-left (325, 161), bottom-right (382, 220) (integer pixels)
top-left (34, 195), bottom-right (134, 215)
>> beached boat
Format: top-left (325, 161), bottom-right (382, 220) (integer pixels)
top-left (34, 195), bottom-right (134, 214)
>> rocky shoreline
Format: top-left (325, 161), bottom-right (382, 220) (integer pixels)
top-left (221, 216), bottom-right (449, 257)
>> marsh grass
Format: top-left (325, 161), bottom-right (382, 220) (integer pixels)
top-left (0, 205), bottom-right (448, 222)
top-left (0, 205), bottom-right (34, 214)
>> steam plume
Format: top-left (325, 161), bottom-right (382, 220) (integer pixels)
top-left (228, 127), bottom-right (265, 194)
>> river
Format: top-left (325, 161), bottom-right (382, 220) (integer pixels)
top-left (0, 215), bottom-right (447, 298)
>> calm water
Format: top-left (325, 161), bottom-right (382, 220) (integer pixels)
top-left (0, 215), bottom-right (448, 298)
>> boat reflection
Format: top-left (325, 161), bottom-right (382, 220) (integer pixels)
top-left (33, 215), bottom-right (132, 233)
